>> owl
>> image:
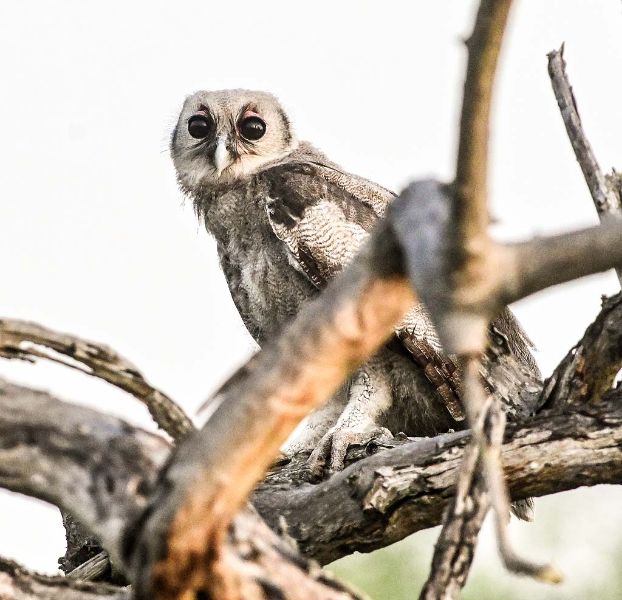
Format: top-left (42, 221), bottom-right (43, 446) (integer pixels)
top-left (170, 89), bottom-right (540, 481)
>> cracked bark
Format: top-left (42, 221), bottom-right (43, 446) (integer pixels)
top-left (0, 317), bottom-right (194, 579)
top-left (0, 557), bottom-right (129, 600)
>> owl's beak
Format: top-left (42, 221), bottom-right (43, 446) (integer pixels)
top-left (213, 137), bottom-right (233, 176)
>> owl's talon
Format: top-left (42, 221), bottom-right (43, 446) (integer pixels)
top-left (305, 425), bottom-right (393, 478)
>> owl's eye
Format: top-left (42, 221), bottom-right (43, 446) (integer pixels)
top-left (239, 116), bottom-right (266, 141)
top-left (188, 114), bottom-right (214, 139)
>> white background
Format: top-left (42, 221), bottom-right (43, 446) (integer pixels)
top-left (0, 0), bottom-right (621, 593)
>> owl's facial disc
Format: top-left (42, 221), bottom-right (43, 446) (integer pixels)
top-left (172, 89), bottom-right (297, 189)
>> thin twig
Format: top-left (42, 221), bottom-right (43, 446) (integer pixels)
top-left (547, 46), bottom-right (622, 285)
top-left (0, 318), bottom-right (194, 440)
top-left (453, 0), bottom-right (513, 257)
top-left (464, 358), bottom-right (560, 582)
top-left (419, 441), bottom-right (488, 600)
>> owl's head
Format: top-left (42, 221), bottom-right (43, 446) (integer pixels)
top-left (171, 89), bottom-right (297, 191)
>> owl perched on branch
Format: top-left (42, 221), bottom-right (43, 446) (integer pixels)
top-left (170, 89), bottom-right (539, 485)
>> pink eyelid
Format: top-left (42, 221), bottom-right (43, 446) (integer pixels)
top-left (240, 110), bottom-right (262, 121)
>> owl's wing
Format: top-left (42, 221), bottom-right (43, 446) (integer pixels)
top-left (260, 159), bottom-right (466, 421)
top-left (261, 160), bottom-right (380, 288)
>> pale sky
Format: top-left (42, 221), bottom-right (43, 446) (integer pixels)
top-left (0, 0), bottom-right (621, 591)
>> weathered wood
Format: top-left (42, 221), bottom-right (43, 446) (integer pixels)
top-left (548, 48), bottom-right (622, 227)
top-left (0, 557), bottom-right (129, 600)
top-left (0, 378), bottom-right (170, 571)
top-left (0, 318), bottom-right (193, 440)
top-left (254, 389), bottom-right (622, 565)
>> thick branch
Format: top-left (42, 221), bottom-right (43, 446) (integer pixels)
top-left (506, 220), bottom-right (622, 303)
top-left (0, 377), bottom-right (364, 600)
top-left (0, 378), bottom-right (170, 569)
top-left (254, 391), bottom-right (622, 565)
top-left (255, 293), bottom-right (622, 564)
top-left (0, 318), bottom-right (193, 440)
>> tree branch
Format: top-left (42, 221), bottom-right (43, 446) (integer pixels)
top-left (506, 219), bottom-right (622, 302)
top-left (254, 387), bottom-right (622, 565)
top-left (454, 0), bottom-right (513, 255)
top-left (0, 378), bottom-right (170, 570)
top-left (547, 48), bottom-right (622, 218)
top-left (129, 221), bottom-right (417, 599)
top-left (540, 293), bottom-right (622, 411)
top-left (0, 557), bottom-right (129, 600)
top-left (1, 296), bottom-right (622, 598)
top-left (0, 318), bottom-right (193, 440)
top-left (418, 441), bottom-right (487, 600)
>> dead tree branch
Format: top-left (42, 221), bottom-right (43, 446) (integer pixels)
top-left (547, 47), bottom-right (622, 221)
top-left (0, 380), bottom-right (366, 600)
top-left (454, 0), bottom-right (513, 255)
top-left (255, 389), bottom-right (622, 566)
top-left (129, 222), bottom-right (417, 599)
top-left (254, 293), bottom-right (622, 565)
top-left (0, 378), bottom-right (170, 571)
top-left (417, 439), bottom-right (487, 600)
top-left (0, 318), bottom-right (193, 440)
top-left (0, 557), bottom-right (129, 600)
top-left (2, 295), bottom-right (622, 598)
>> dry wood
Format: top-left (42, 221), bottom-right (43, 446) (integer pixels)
top-left (453, 0), bottom-right (513, 258)
top-left (0, 556), bottom-right (129, 600)
top-left (547, 48), bottom-right (622, 220)
top-left (0, 318), bottom-right (193, 440)
top-left (130, 222), bottom-right (417, 599)
top-left (255, 288), bottom-right (622, 565)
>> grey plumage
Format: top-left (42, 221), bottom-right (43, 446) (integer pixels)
top-left (170, 89), bottom-right (540, 483)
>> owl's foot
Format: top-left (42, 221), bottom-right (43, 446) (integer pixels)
top-left (305, 425), bottom-right (392, 479)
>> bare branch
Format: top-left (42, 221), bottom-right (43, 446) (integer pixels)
top-left (255, 292), bottom-right (622, 565)
top-left (255, 388), bottom-right (622, 565)
top-left (547, 48), bottom-right (622, 217)
top-left (0, 318), bottom-right (194, 440)
top-left (506, 219), bottom-right (622, 303)
top-left (418, 442), bottom-right (488, 600)
top-left (453, 0), bottom-right (513, 257)
top-left (547, 46), bottom-right (622, 285)
top-left (541, 293), bottom-right (622, 410)
top-left (0, 378), bottom-right (170, 570)
top-left (0, 557), bottom-right (129, 600)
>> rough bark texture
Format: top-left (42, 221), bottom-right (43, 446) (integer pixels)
top-left (254, 388), bottom-right (622, 564)
top-left (0, 558), bottom-right (129, 600)
top-left (0, 379), bottom-right (170, 570)
top-left (0, 318), bottom-right (193, 440)
top-left (1, 296), bottom-right (622, 598)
